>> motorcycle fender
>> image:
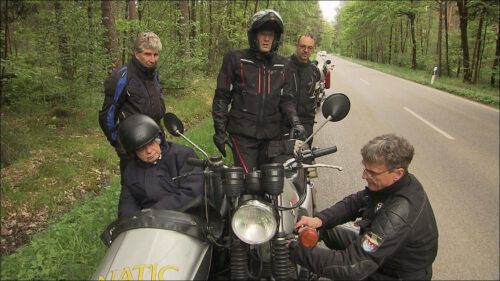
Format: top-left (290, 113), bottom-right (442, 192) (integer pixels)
top-left (92, 228), bottom-right (211, 280)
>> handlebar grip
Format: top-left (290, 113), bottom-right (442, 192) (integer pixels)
top-left (187, 157), bottom-right (207, 167)
top-left (309, 146), bottom-right (337, 159)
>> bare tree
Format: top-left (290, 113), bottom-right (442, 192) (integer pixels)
top-left (128, 0), bottom-right (138, 20)
top-left (101, 0), bottom-right (119, 69)
top-left (456, 0), bottom-right (471, 82)
top-left (492, 14), bottom-right (499, 85)
top-left (54, 1), bottom-right (74, 79)
top-left (471, 3), bottom-right (487, 83)
top-left (179, 0), bottom-right (192, 76)
top-left (437, 0), bottom-right (443, 76)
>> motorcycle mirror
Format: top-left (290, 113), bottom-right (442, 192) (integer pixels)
top-left (321, 93), bottom-right (350, 122)
top-left (312, 60), bottom-right (318, 66)
top-left (325, 60), bottom-right (331, 65)
top-left (163, 112), bottom-right (184, 137)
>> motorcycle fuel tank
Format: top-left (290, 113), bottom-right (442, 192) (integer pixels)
top-left (92, 228), bottom-right (211, 280)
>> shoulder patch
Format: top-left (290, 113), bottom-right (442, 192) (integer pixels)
top-left (361, 231), bottom-right (384, 253)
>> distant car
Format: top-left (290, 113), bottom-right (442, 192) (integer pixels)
top-left (318, 51), bottom-right (327, 57)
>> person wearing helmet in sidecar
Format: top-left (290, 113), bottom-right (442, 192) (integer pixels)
top-left (116, 114), bottom-right (204, 218)
top-left (212, 9), bottom-right (305, 173)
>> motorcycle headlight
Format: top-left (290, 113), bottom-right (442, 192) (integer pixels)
top-left (231, 200), bottom-right (277, 245)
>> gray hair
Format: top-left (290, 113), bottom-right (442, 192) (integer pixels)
top-left (361, 134), bottom-right (414, 170)
top-left (133, 32), bottom-right (162, 53)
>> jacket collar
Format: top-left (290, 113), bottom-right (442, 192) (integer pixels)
top-left (366, 171), bottom-right (411, 198)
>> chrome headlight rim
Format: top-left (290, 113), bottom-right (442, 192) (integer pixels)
top-left (231, 199), bottom-right (277, 245)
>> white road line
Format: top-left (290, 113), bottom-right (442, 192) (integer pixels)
top-left (404, 107), bottom-right (455, 140)
top-left (360, 78), bottom-right (370, 85)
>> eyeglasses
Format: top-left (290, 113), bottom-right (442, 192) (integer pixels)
top-left (363, 167), bottom-right (391, 178)
top-left (298, 44), bottom-right (315, 51)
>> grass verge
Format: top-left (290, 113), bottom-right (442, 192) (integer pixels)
top-left (344, 57), bottom-right (499, 109)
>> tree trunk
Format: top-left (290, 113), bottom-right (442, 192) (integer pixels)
top-left (456, 0), bottom-right (471, 82)
top-left (437, 0), bottom-right (443, 77)
top-left (87, 1), bottom-right (94, 82)
top-left (190, 0), bottom-right (197, 42)
top-left (54, 1), bottom-right (74, 79)
top-left (408, 2), bottom-right (417, 69)
top-left (471, 5), bottom-right (486, 83)
top-left (128, 0), bottom-right (138, 20)
top-left (253, 0), bottom-right (259, 15)
top-left (388, 24), bottom-right (393, 64)
top-left (101, 0), bottom-right (119, 69)
top-left (444, 1), bottom-right (450, 76)
top-left (491, 15), bottom-right (499, 86)
top-left (179, 0), bottom-right (192, 76)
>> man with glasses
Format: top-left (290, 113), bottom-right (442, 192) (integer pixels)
top-left (281, 33), bottom-right (321, 145)
top-left (289, 134), bottom-right (439, 280)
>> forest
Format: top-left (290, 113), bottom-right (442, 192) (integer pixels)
top-left (0, 0), bottom-right (498, 279)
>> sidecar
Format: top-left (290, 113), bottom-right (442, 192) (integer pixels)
top-left (92, 208), bottom-right (222, 280)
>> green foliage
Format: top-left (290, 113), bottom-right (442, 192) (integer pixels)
top-left (0, 177), bottom-right (120, 280)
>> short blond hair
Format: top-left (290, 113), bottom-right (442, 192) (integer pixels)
top-left (134, 32), bottom-right (162, 53)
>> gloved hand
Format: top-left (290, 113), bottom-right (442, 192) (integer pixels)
top-left (290, 124), bottom-right (306, 140)
top-left (213, 132), bottom-right (231, 157)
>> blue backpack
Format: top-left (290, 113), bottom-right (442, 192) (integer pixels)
top-left (105, 65), bottom-right (128, 143)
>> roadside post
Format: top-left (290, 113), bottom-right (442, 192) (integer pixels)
top-left (431, 66), bottom-right (438, 84)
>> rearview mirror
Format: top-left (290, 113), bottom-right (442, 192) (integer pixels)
top-left (321, 93), bottom-right (350, 122)
top-left (163, 112), bottom-right (184, 136)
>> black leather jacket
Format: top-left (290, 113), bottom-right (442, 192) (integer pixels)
top-left (118, 140), bottom-right (204, 218)
top-left (212, 49), bottom-right (298, 139)
top-left (290, 172), bottom-right (439, 280)
top-left (99, 56), bottom-right (166, 147)
top-left (287, 54), bottom-right (321, 126)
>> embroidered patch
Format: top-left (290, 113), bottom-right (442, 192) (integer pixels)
top-left (361, 231), bottom-right (384, 253)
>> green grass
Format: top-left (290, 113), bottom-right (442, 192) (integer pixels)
top-left (0, 75), bottom-right (222, 280)
top-left (0, 118), bottom-right (229, 280)
top-left (345, 57), bottom-right (499, 109)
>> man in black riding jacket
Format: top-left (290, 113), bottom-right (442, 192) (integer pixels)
top-left (212, 9), bottom-right (305, 173)
top-left (289, 134), bottom-right (439, 280)
top-left (99, 32), bottom-right (166, 176)
top-left (116, 114), bottom-right (203, 218)
top-left (282, 33), bottom-right (321, 145)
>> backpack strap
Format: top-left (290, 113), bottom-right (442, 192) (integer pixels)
top-left (105, 66), bottom-right (128, 143)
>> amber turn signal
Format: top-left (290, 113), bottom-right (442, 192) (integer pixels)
top-left (298, 227), bottom-right (319, 248)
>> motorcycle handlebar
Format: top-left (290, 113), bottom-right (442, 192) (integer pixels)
top-left (303, 146), bottom-right (337, 160)
top-left (187, 157), bottom-right (208, 167)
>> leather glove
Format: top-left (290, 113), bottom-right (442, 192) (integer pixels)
top-left (290, 124), bottom-right (306, 140)
top-left (213, 132), bottom-right (231, 157)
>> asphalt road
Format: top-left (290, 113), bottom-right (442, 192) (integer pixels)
top-left (311, 54), bottom-right (499, 280)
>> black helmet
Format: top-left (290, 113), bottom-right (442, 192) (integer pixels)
top-left (247, 9), bottom-right (284, 53)
top-left (118, 114), bottom-right (161, 153)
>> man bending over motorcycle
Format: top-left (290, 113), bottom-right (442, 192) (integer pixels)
top-left (288, 134), bottom-right (439, 280)
top-left (116, 114), bottom-right (204, 218)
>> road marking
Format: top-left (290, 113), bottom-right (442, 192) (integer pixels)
top-left (360, 78), bottom-right (370, 85)
top-left (404, 107), bottom-right (455, 140)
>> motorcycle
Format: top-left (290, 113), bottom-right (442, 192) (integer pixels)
top-left (312, 59), bottom-right (333, 111)
top-left (92, 93), bottom-right (350, 281)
